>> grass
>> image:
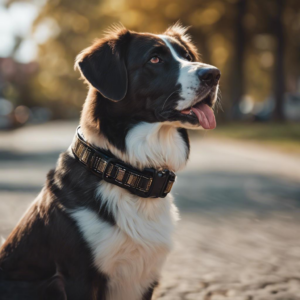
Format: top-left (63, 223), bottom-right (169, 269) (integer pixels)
top-left (207, 122), bottom-right (300, 155)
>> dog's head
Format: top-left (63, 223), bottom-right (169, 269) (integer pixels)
top-left (76, 24), bottom-right (220, 136)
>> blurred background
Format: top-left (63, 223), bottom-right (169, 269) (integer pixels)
top-left (0, 0), bottom-right (300, 151)
top-left (1, 0), bottom-right (300, 299)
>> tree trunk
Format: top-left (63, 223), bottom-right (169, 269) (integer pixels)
top-left (273, 0), bottom-right (286, 121)
top-left (231, 0), bottom-right (247, 120)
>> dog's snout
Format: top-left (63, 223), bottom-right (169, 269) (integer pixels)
top-left (197, 68), bottom-right (221, 86)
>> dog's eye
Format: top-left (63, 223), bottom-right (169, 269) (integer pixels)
top-left (149, 56), bottom-right (162, 64)
top-left (185, 52), bottom-right (192, 61)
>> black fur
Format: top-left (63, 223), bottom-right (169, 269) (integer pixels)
top-left (142, 281), bottom-right (158, 300)
top-left (0, 178), bottom-right (109, 299)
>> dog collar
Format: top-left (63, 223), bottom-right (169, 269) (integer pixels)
top-left (71, 126), bottom-right (176, 198)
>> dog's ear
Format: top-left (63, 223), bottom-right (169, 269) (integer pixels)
top-left (75, 28), bottom-right (130, 102)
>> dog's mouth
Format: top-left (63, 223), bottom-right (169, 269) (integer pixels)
top-left (178, 93), bottom-right (216, 129)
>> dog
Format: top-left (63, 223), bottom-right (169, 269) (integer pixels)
top-left (0, 24), bottom-right (220, 300)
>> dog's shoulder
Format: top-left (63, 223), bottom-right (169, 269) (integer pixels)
top-left (0, 176), bottom-right (109, 299)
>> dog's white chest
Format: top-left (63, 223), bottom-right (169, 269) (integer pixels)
top-left (70, 182), bottom-right (179, 300)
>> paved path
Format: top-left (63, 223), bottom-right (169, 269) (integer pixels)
top-left (0, 121), bottom-right (300, 300)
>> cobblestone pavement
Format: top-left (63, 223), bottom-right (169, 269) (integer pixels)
top-left (1, 122), bottom-right (300, 300)
top-left (155, 213), bottom-right (300, 300)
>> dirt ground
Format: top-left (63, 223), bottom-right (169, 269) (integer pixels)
top-left (1, 121), bottom-right (300, 300)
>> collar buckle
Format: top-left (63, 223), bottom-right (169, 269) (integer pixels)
top-left (143, 168), bottom-right (176, 198)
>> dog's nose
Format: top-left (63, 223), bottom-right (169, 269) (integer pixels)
top-left (197, 68), bottom-right (221, 86)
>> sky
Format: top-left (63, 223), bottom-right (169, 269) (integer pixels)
top-left (0, 0), bottom-right (51, 63)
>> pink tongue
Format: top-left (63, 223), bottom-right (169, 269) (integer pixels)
top-left (192, 103), bottom-right (216, 129)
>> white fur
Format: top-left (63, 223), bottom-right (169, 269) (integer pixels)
top-left (159, 35), bottom-right (218, 111)
top-left (70, 121), bottom-right (186, 299)
top-left (82, 122), bottom-right (188, 172)
top-left (70, 186), bottom-right (178, 300)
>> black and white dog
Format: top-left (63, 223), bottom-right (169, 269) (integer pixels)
top-left (0, 24), bottom-right (220, 300)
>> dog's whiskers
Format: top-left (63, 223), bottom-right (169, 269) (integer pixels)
top-left (160, 90), bottom-right (181, 112)
top-left (214, 88), bottom-right (223, 113)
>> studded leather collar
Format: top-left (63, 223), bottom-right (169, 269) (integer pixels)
top-left (71, 126), bottom-right (176, 198)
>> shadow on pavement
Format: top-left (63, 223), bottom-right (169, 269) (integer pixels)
top-left (0, 150), bottom-right (62, 164)
top-left (174, 170), bottom-right (300, 214)
top-left (0, 183), bottom-right (42, 193)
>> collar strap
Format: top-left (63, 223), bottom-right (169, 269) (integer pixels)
top-left (71, 127), bottom-right (176, 198)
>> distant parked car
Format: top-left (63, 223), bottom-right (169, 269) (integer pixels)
top-left (253, 93), bottom-right (300, 121)
top-left (0, 98), bottom-right (52, 130)
top-left (284, 93), bottom-right (300, 121)
top-left (0, 98), bottom-right (14, 129)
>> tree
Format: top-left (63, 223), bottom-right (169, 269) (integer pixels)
top-left (7, 0), bottom-right (300, 122)
top-left (273, 0), bottom-right (286, 121)
top-left (231, 0), bottom-right (247, 120)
